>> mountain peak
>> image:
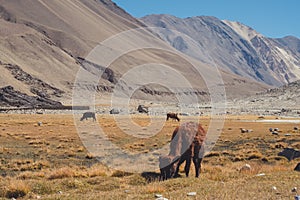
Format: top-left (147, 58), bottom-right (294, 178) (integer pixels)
top-left (223, 20), bottom-right (262, 41)
top-left (141, 14), bottom-right (300, 86)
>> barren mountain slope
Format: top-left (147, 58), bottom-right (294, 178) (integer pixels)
top-left (141, 14), bottom-right (300, 87)
top-left (224, 21), bottom-right (300, 85)
top-left (0, 0), bottom-right (143, 103)
top-left (0, 0), bottom-right (268, 106)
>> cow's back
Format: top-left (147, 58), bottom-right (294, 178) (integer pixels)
top-left (170, 122), bottom-right (207, 157)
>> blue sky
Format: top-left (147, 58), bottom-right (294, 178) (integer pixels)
top-left (113, 0), bottom-right (300, 39)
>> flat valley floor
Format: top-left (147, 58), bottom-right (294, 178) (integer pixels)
top-left (0, 114), bottom-right (299, 199)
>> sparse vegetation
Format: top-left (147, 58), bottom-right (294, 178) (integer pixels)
top-left (0, 114), bottom-right (299, 199)
top-left (4, 180), bottom-right (31, 199)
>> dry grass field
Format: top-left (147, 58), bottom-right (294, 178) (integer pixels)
top-left (0, 113), bottom-right (299, 199)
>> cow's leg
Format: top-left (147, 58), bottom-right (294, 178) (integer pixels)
top-left (184, 157), bottom-right (192, 177)
top-left (193, 157), bottom-right (202, 178)
top-left (173, 158), bottom-right (184, 177)
top-left (192, 144), bottom-right (203, 178)
top-left (159, 169), bottom-right (163, 181)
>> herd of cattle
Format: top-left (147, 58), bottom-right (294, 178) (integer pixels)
top-left (79, 111), bottom-right (300, 179)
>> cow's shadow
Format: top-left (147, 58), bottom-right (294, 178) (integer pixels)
top-left (141, 171), bottom-right (183, 183)
top-left (141, 172), bottom-right (160, 183)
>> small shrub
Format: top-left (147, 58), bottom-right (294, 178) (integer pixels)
top-left (31, 182), bottom-right (54, 195)
top-left (144, 184), bottom-right (166, 194)
top-left (63, 179), bottom-right (87, 189)
top-left (17, 171), bottom-right (45, 180)
top-left (111, 170), bottom-right (133, 177)
top-left (128, 174), bottom-right (147, 186)
top-left (291, 142), bottom-right (300, 149)
top-left (48, 167), bottom-right (75, 180)
top-left (88, 166), bottom-right (107, 177)
top-left (77, 146), bottom-right (85, 152)
top-left (247, 152), bottom-right (263, 160)
top-left (5, 180), bottom-right (30, 199)
top-left (95, 180), bottom-right (120, 191)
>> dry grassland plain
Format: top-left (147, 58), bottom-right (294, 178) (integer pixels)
top-left (0, 113), bottom-right (299, 199)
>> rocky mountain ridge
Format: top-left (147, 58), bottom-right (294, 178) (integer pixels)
top-left (141, 14), bottom-right (300, 87)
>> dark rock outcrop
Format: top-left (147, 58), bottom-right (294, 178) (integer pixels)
top-left (0, 86), bottom-right (63, 108)
top-left (2, 62), bottom-right (64, 98)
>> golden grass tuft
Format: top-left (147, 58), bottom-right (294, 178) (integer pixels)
top-left (4, 180), bottom-right (31, 199)
top-left (246, 152), bottom-right (264, 160)
top-left (62, 178), bottom-right (87, 189)
top-left (47, 167), bottom-right (75, 180)
top-left (111, 170), bottom-right (133, 177)
top-left (127, 174), bottom-right (148, 186)
top-left (30, 181), bottom-right (55, 195)
top-left (87, 164), bottom-right (108, 177)
top-left (17, 171), bottom-right (45, 180)
top-left (291, 142), bottom-right (300, 149)
top-left (77, 146), bottom-right (85, 152)
top-left (143, 184), bottom-right (166, 194)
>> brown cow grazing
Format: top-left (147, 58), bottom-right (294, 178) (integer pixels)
top-left (80, 112), bottom-right (96, 121)
top-left (159, 122), bottom-right (207, 179)
top-left (171, 122), bottom-right (207, 178)
top-left (166, 112), bottom-right (180, 122)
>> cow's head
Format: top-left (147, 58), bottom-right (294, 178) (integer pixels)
top-left (159, 155), bottom-right (179, 180)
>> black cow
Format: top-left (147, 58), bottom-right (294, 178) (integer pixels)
top-left (137, 105), bottom-right (149, 114)
top-left (166, 113), bottom-right (180, 122)
top-left (80, 112), bottom-right (96, 121)
top-left (278, 148), bottom-right (300, 161)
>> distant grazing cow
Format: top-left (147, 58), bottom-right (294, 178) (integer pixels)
top-left (240, 128), bottom-right (253, 133)
top-left (110, 108), bottom-right (120, 115)
top-left (80, 112), bottom-right (96, 121)
top-left (159, 122), bottom-right (207, 179)
top-left (166, 113), bottom-right (180, 122)
top-left (278, 148), bottom-right (300, 161)
top-left (269, 128), bottom-right (273, 132)
top-left (137, 105), bottom-right (149, 114)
